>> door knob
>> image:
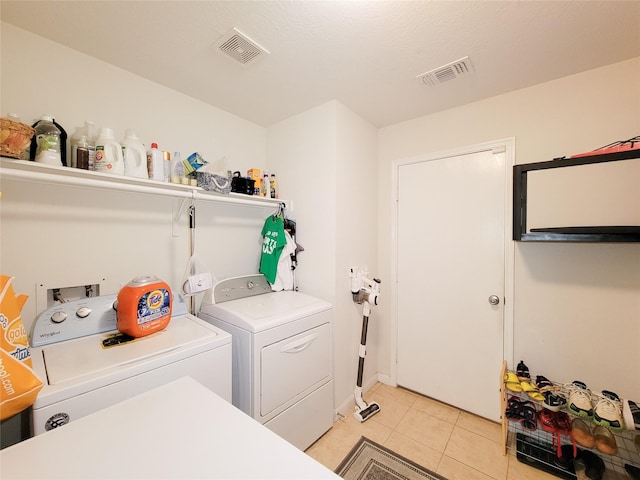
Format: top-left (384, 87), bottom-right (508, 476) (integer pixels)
top-left (488, 295), bottom-right (500, 305)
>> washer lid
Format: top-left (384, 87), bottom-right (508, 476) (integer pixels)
top-left (40, 314), bottom-right (225, 385)
top-left (200, 291), bottom-right (331, 333)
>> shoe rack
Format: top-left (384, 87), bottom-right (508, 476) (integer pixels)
top-left (500, 361), bottom-right (640, 478)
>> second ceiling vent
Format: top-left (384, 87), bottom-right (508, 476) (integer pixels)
top-left (417, 57), bottom-right (474, 86)
top-left (215, 27), bottom-right (269, 66)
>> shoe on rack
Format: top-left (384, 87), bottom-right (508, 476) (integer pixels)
top-left (593, 425), bottom-right (618, 455)
top-left (554, 411), bottom-right (577, 459)
top-left (581, 450), bottom-right (605, 480)
top-left (593, 390), bottom-right (624, 430)
top-left (566, 381), bottom-right (594, 418)
top-left (574, 457), bottom-right (589, 480)
top-left (538, 409), bottom-right (577, 459)
top-left (536, 375), bottom-right (567, 412)
top-left (553, 444), bottom-right (578, 470)
top-left (623, 398), bottom-right (640, 431)
top-left (572, 417), bottom-right (596, 449)
top-left (625, 463), bottom-right (640, 480)
top-left (538, 408), bottom-right (557, 434)
top-left (516, 360), bottom-right (531, 381)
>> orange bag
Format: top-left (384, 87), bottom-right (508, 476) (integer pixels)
top-left (0, 275), bottom-right (43, 420)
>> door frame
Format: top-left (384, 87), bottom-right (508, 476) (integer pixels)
top-left (389, 138), bottom-right (516, 386)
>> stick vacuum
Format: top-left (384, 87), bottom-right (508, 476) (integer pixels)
top-left (350, 268), bottom-right (381, 422)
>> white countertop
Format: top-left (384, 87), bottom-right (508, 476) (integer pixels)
top-left (0, 377), bottom-right (341, 479)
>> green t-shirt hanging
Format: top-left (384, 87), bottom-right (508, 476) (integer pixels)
top-left (260, 216), bottom-right (286, 284)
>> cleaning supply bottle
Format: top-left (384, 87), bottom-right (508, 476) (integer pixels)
top-left (146, 142), bottom-right (164, 181)
top-left (32, 115), bottom-right (62, 166)
top-left (163, 151), bottom-right (171, 182)
top-left (169, 151), bottom-right (185, 184)
top-left (270, 173), bottom-right (277, 199)
top-left (70, 121), bottom-right (96, 169)
top-left (262, 171), bottom-right (270, 197)
top-left (76, 136), bottom-right (90, 170)
top-left (94, 127), bottom-right (124, 175)
top-left (120, 129), bottom-right (148, 178)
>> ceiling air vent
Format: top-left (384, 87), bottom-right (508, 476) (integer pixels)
top-left (417, 57), bottom-right (474, 86)
top-left (215, 27), bottom-right (269, 66)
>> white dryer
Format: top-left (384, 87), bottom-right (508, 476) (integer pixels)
top-left (198, 274), bottom-right (334, 451)
top-left (29, 294), bottom-right (231, 436)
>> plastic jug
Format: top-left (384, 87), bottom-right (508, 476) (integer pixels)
top-left (70, 121), bottom-right (97, 169)
top-left (120, 129), bottom-right (148, 179)
top-left (94, 127), bottom-right (124, 175)
top-left (146, 142), bottom-right (164, 181)
top-left (30, 115), bottom-right (67, 166)
top-left (32, 115), bottom-right (62, 166)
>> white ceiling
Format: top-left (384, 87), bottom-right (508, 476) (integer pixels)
top-left (2, 1), bottom-right (639, 128)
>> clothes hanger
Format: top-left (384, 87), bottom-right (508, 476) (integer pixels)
top-left (273, 202), bottom-right (286, 220)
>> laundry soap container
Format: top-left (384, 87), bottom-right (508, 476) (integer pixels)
top-left (116, 275), bottom-right (172, 338)
top-left (146, 143), bottom-right (164, 181)
top-left (70, 121), bottom-right (97, 169)
top-left (94, 127), bottom-right (124, 175)
top-left (120, 129), bottom-right (148, 178)
top-left (32, 115), bottom-right (62, 166)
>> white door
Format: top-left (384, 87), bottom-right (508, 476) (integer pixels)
top-left (395, 146), bottom-right (509, 421)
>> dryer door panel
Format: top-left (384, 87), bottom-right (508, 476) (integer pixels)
top-left (260, 323), bottom-right (331, 416)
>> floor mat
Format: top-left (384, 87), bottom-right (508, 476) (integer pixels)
top-left (335, 436), bottom-right (447, 480)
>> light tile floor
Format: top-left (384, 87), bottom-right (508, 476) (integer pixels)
top-left (305, 382), bottom-right (628, 480)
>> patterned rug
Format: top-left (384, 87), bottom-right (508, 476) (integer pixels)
top-left (335, 437), bottom-right (447, 480)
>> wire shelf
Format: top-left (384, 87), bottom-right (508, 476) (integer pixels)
top-left (505, 391), bottom-right (640, 478)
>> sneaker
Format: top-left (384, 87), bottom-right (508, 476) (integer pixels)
top-left (538, 408), bottom-right (557, 434)
top-left (566, 381), bottom-right (594, 417)
top-left (593, 390), bottom-right (623, 430)
top-left (536, 375), bottom-right (567, 412)
top-left (623, 399), bottom-right (640, 431)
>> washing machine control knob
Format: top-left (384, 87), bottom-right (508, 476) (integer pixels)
top-left (76, 307), bottom-right (91, 319)
top-left (51, 311), bottom-right (67, 324)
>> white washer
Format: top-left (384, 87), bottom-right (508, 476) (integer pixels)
top-left (29, 294), bottom-right (232, 436)
top-left (198, 274), bottom-right (334, 451)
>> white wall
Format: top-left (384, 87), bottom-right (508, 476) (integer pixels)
top-left (335, 103), bottom-right (379, 409)
top-left (1, 23), bottom-right (269, 333)
top-left (0, 23), bottom-right (265, 172)
top-left (267, 101), bottom-right (378, 414)
top-left (378, 58), bottom-right (640, 401)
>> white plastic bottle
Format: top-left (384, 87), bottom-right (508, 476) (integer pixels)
top-left (94, 127), bottom-right (124, 175)
top-left (146, 143), bottom-right (164, 181)
top-left (70, 121), bottom-right (96, 169)
top-left (163, 151), bottom-right (171, 182)
top-left (270, 173), bottom-right (277, 199)
top-left (120, 129), bottom-right (149, 179)
top-left (262, 171), bottom-right (270, 197)
top-left (169, 151), bottom-right (185, 184)
top-left (33, 115), bottom-right (62, 166)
